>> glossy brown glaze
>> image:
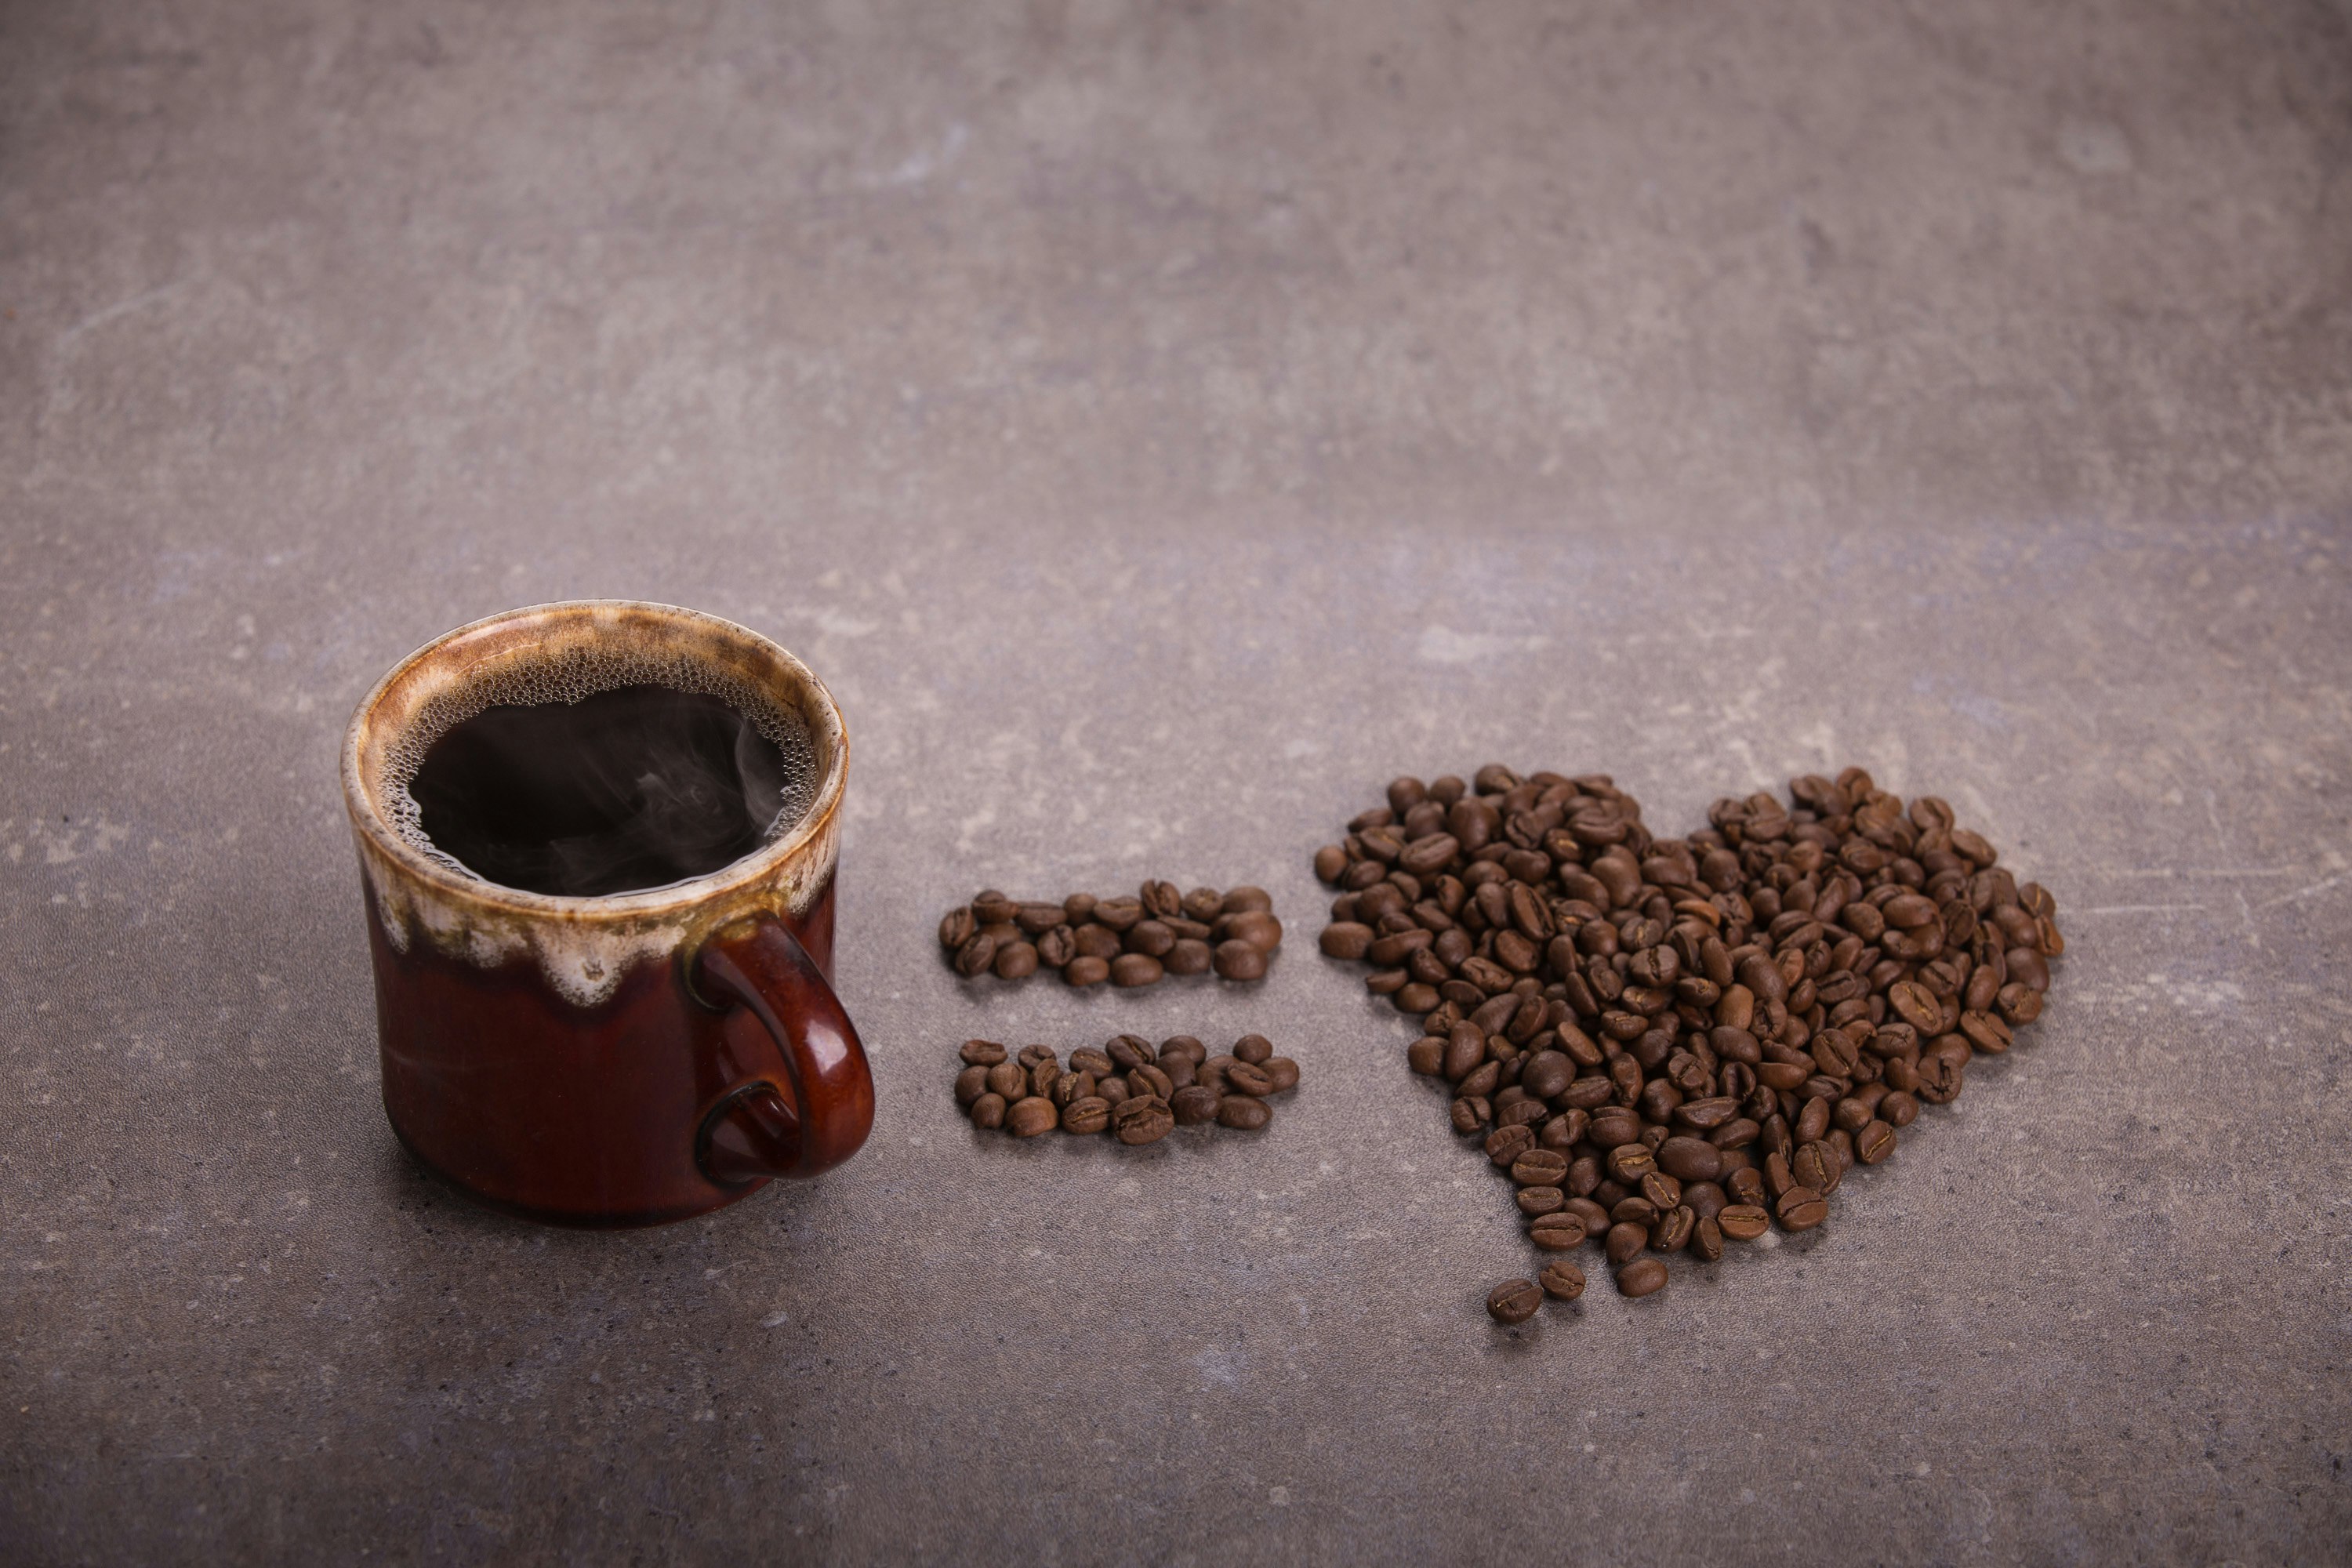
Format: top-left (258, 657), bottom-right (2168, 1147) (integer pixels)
top-left (373, 876), bottom-right (846, 1227)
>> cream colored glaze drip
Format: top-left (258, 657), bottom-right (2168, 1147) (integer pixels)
top-left (360, 809), bottom-right (840, 1008)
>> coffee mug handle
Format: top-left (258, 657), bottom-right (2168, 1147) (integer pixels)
top-left (691, 916), bottom-right (875, 1185)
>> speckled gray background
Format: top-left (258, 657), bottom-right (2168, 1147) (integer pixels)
top-left (5, 2), bottom-right (2350, 1563)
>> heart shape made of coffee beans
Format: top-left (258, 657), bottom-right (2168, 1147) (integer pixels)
top-left (1311, 764), bottom-right (2061, 1323)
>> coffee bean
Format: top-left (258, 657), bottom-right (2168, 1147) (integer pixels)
top-left (953, 932), bottom-right (998, 977)
top-left (1322, 922), bottom-right (1375, 960)
top-left (1775, 1186), bottom-right (1828, 1230)
top-left (1128, 1063), bottom-right (1175, 1101)
top-left (1856, 1120), bottom-right (1897, 1163)
top-left (1110, 953), bottom-right (1165, 987)
top-left (1690, 1215), bottom-right (1724, 1261)
top-left (983, 1062), bottom-right (1025, 1101)
top-left (1651, 1204), bottom-right (1696, 1253)
top-left (1049, 1071), bottom-right (1094, 1109)
top-left (1061, 1097), bottom-right (1111, 1134)
top-left (1717, 1204), bottom-right (1770, 1240)
top-left (1530, 1210), bottom-right (1587, 1250)
top-left (1657, 1136), bottom-right (1722, 1182)
top-left (1126, 920), bottom-right (1176, 959)
top-left (1486, 1278), bottom-right (1543, 1324)
top-left (1605, 1222), bottom-right (1648, 1265)
top-left (1217, 1095), bottom-right (1272, 1131)
top-left (960, 1039), bottom-right (1008, 1067)
top-left (1171, 1086), bottom-right (1221, 1125)
top-left (1007, 1098), bottom-right (1058, 1138)
top-left (1223, 910), bottom-right (1284, 953)
top-left (1616, 1257), bottom-right (1668, 1298)
top-left (1214, 941), bottom-right (1269, 981)
top-left (939, 906), bottom-right (977, 949)
top-left (1225, 1062), bottom-right (1275, 1097)
top-left (1262, 1057), bottom-right (1301, 1092)
top-left (1606, 1144), bottom-right (1656, 1183)
top-left (1113, 1097), bottom-right (1174, 1145)
top-left (970, 1093), bottom-right (1006, 1130)
top-left (1512, 1149), bottom-right (1570, 1187)
top-left (1065, 956), bottom-right (1110, 986)
top-left (1539, 1261), bottom-right (1587, 1301)
top-left (954, 1065), bottom-right (989, 1106)
top-left (1516, 1185), bottom-right (1566, 1217)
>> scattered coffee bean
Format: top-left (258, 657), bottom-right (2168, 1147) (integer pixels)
top-left (1007, 1098), bottom-right (1058, 1138)
top-left (1486, 1279), bottom-right (1544, 1324)
top-left (1217, 1096), bottom-right (1272, 1131)
top-left (1113, 1097), bottom-right (1175, 1146)
top-left (1539, 1261), bottom-right (1587, 1301)
top-left (1320, 767), bottom-right (2063, 1319)
top-left (1615, 1257), bottom-right (1668, 1297)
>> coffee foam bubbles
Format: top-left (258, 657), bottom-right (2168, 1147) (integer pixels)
top-left (381, 642), bottom-right (819, 889)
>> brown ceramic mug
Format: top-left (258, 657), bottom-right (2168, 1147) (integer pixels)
top-left (340, 600), bottom-right (874, 1227)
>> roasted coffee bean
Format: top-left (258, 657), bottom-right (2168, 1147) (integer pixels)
top-left (1110, 953), bottom-right (1164, 987)
top-left (1539, 1261), bottom-right (1588, 1301)
top-left (1512, 1149), bottom-right (1571, 1187)
top-left (1128, 1063), bottom-right (1174, 1101)
top-left (1856, 1120), bottom-right (1897, 1163)
top-left (960, 1039), bottom-right (1008, 1067)
top-left (1517, 1185), bottom-right (1566, 1217)
top-left (1007, 1098), bottom-right (1058, 1138)
top-left (1605, 1222), bottom-right (1649, 1265)
top-left (1160, 1035), bottom-right (1208, 1065)
top-left (939, 906), bottom-right (978, 950)
top-left (1214, 941), bottom-right (1269, 981)
top-left (1065, 955), bottom-right (1110, 986)
top-left (1050, 1070), bottom-right (1094, 1108)
top-left (1262, 1057), bottom-right (1301, 1092)
top-left (1225, 1062), bottom-right (1275, 1098)
top-left (1171, 1086), bottom-right (1221, 1125)
top-left (1651, 1204), bottom-right (1696, 1253)
top-left (1218, 1095), bottom-right (1272, 1131)
top-left (970, 1092), bottom-right (1007, 1130)
top-left (1657, 1136), bottom-right (1722, 1182)
top-left (953, 932), bottom-right (998, 977)
top-left (1639, 1171), bottom-right (1682, 1212)
top-left (1717, 1203), bottom-right (1769, 1240)
top-left (1776, 1186), bottom-right (1828, 1230)
top-left (1060, 1097), bottom-right (1111, 1134)
top-left (1611, 1196), bottom-right (1660, 1229)
top-left (1322, 922), bottom-right (1375, 960)
top-left (1485, 1124), bottom-right (1536, 1167)
top-left (1616, 1257), bottom-right (1668, 1298)
top-left (1530, 1211), bottom-right (1588, 1250)
top-left (984, 1061), bottom-right (1026, 1101)
top-left (1606, 1143), bottom-right (1657, 1183)
top-left (1486, 1278), bottom-right (1544, 1324)
top-left (954, 1065), bottom-right (990, 1107)
top-left (1233, 1033), bottom-right (1275, 1065)
top-left (1690, 1215), bottom-right (1725, 1261)
top-left (1113, 1097), bottom-right (1175, 1145)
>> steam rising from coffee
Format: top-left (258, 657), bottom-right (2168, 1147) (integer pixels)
top-left (387, 666), bottom-right (818, 899)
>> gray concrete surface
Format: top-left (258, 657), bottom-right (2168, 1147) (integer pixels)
top-left (5, 1), bottom-right (2350, 1562)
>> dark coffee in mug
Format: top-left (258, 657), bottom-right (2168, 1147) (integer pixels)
top-left (403, 684), bottom-right (818, 898)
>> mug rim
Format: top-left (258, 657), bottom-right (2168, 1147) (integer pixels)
top-left (340, 599), bottom-right (848, 921)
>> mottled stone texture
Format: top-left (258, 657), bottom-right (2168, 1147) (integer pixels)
top-left (3, 1), bottom-right (2349, 1563)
